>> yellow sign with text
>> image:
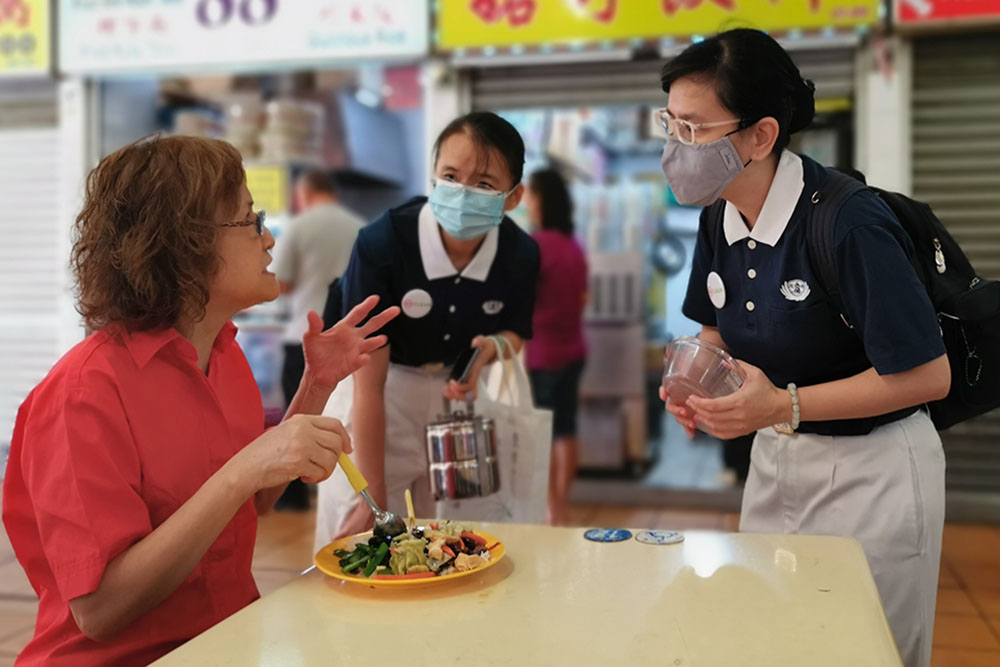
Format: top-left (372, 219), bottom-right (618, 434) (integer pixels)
top-left (0, 0), bottom-right (50, 76)
top-left (245, 166), bottom-right (289, 216)
top-left (438, 0), bottom-right (878, 49)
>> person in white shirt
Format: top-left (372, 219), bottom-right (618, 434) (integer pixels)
top-left (271, 169), bottom-right (364, 509)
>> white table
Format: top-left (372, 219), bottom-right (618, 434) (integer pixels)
top-left (154, 524), bottom-right (902, 666)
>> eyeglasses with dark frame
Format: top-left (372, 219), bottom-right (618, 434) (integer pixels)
top-left (218, 210), bottom-right (266, 235)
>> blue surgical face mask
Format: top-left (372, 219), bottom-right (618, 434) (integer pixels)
top-left (428, 179), bottom-right (515, 240)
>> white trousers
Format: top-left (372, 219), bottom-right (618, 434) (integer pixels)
top-left (314, 364), bottom-right (446, 553)
top-left (740, 410), bottom-right (945, 667)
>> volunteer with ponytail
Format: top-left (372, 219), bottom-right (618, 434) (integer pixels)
top-left (658, 29), bottom-right (948, 667)
top-left (315, 112), bottom-right (540, 547)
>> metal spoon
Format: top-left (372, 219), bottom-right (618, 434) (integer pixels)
top-left (337, 453), bottom-right (407, 539)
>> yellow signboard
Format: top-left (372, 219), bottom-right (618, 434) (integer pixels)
top-left (0, 0), bottom-right (50, 76)
top-left (245, 166), bottom-right (289, 217)
top-left (438, 0), bottom-right (879, 49)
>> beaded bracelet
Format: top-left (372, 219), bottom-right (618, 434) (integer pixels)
top-left (787, 383), bottom-right (800, 430)
top-left (774, 383), bottom-right (800, 435)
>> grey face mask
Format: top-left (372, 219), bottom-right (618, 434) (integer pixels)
top-left (660, 134), bottom-right (747, 207)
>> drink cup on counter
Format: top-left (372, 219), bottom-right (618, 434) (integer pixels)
top-left (662, 336), bottom-right (746, 406)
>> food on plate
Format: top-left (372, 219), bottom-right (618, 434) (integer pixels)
top-left (454, 553), bottom-right (486, 572)
top-left (333, 521), bottom-right (498, 579)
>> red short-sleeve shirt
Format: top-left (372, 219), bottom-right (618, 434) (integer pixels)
top-left (2, 323), bottom-right (264, 665)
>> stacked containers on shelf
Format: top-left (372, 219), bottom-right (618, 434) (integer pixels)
top-left (259, 99), bottom-right (325, 164)
top-left (224, 101), bottom-right (265, 160)
top-left (172, 109), bottom-right (220, 138)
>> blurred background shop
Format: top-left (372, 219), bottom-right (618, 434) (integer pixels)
top-left (0, 0), bottom-right (998, 521)
top-left (55, 0), bottom-right (433, 420)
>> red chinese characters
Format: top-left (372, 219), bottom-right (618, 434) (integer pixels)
top-left (469, 0), bottom-right (537, 27)
top-left (0, 0), bottom-right (30, 28)
top-left (662, 0), bottom-right (736, 15)
top-left (577, 0), bottom-right (618, 23)
top-left (97, 17), bottom-right (116, 35)
top-left (319, 2), bottom-right (396, 26)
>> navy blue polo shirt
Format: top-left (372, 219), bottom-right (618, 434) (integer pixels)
top-left (340, 196), bottom-right (540, 368)
top-left (682, 151), bottom-right (945, 436)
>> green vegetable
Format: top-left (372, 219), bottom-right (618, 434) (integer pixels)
top-left (342, 545), bottom-right (374, 571)
top-left (364, 542), bottom-right (390, 577)
top-left (342, 556), bottom-right (368, 574)
top-left (339, 543), bottom-right (372, 568)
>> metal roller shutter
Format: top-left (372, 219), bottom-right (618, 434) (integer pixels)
top-left (470, 47), bottom-right (856, 111)
top-left (912, 33), bottom-right (1000, 520)
top-left (0, 80), bottom-right (58, 128)
top-left (0, 81), bottom-right (65, 475)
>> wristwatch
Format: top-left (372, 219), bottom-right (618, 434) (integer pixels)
top-left (773, 383), bottom-right (800, 435)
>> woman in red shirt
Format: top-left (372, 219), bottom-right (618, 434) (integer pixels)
top-left (523, 168), bottom-right (588, 525)
top-left (1, 135), bottom-right (397, 665)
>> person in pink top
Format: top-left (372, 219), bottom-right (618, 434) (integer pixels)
top-left (523, 168), bottom-right (588, 525)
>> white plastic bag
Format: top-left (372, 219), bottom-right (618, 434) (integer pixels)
top-left (435, 336), bottom-right (553, 524)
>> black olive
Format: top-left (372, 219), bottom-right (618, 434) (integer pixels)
top-left (411, 528), bottom-right (424, 539)
top-left (462, 537), bottom-right (477, 552)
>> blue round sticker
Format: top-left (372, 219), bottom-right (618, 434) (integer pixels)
top-left (583, 528), bottom-right (632, 543)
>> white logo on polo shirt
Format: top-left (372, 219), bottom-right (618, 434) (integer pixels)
top-left (401, 288), bottom-right (433, 318)
top-left (780, 279), bottom-right (811, 302)
top-left (483, 300), bottom-right (504, 315)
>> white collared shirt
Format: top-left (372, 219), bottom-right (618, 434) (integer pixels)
top-left (417, 203), bottom-right (499, 282)
top-left (723, 150), bottom-right (805, 247)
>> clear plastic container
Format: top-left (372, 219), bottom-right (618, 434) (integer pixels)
top-left (662, 336), bottom-right (746, 406)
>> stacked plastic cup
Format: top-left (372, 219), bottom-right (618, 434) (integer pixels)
top-left (662, 336), bottom-right (746, 406)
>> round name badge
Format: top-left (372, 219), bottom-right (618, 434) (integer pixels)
top-left (707, 271), bottom-right (726, 309)
top-left (401, 288), bottom-right (432, 319)
top-left (583, 528), bottom-right (633, 543)
top-left (635, 530), bottom-right (684, 545)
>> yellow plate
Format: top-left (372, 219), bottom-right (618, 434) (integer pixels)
top-left (314, 528), bottom-right (505, 589)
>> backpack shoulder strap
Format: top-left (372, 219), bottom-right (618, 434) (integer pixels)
top-left (807, 169), bottom-right (867, 315)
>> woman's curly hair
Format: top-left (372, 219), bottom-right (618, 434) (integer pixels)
top-left (71, 134), bottom-right (245, 331)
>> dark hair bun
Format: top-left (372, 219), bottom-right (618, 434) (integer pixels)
top-left (789, 78), bottom-right (816, 134)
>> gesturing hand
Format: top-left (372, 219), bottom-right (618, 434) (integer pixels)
top-left (302, 295), bottom-right (400, 389)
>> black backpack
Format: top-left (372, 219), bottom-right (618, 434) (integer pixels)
top-left (707, 169), bottom-right (1000, 430)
